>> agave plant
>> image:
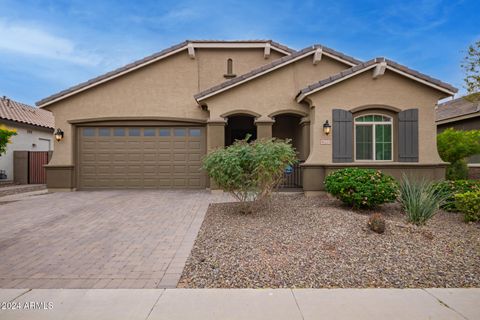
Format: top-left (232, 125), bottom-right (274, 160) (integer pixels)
top-left (398, 174), bottom-right (447, 225)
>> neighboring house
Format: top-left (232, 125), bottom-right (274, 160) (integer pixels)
top-left (436, 96), bottom-right (480, 178)
top-left (36, 40), bottom-right (457, 193)
top-left (0, 96), bottom-right (54, 181)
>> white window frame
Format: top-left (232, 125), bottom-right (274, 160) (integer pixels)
top-left (354, 114), bottom-right (393, 162)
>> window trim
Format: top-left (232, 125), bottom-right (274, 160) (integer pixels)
top-left (354, 114), bottom-right (393, 162)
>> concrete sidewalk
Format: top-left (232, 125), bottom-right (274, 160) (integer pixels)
top-left (0, 288), bottom-right (478, 319)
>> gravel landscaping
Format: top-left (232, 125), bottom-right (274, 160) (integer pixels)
top-left (178, 194), bottom-right (480, 288)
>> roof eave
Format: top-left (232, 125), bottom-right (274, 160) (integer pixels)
top-left (195, 46), bottom-right (361, 102)
top-left (37, 40), bottom-right (294, 108)
top-left (296, 61), bottom-right (457, 103)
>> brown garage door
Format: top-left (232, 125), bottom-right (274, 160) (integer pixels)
top-left (78, 126), bottom-right (206, 189)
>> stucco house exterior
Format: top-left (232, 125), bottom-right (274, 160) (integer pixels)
top-left (0, 96), bottom-right (54, 181)
top-left (36, 40), bottom-right (457, 193)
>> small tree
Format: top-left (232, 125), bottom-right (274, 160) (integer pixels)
top-left (461, 40), bottom-right (480, 102)
top-left (0, 125), bottom-right (17, 155)
top-left (203, 137), bottom-right (297, 210)
top-left (437, 128), bottom-right (480, 180)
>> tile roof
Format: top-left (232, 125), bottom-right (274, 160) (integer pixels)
top-left (436, 96), bottom-right (480, 122)
top-left (36, 40), bottom-right (294, 107)
top-left (297, 57), bottom-right (458, 100)
top-left (187, 39), bottom-right (296, 54)
top-left (0, 96), bottom-right (54, 129)
top-left (194, 44), bottom-right (362, 101)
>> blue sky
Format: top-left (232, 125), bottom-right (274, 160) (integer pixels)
top-left (0, 0), bottom-right (479, 105)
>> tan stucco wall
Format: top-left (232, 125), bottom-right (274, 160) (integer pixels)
top-left (204, 55), bottom-right (350, 119)
top-left (45, 47), bottom-right (282, 166)
top-left (305, 69), bottom-right (446, 165)
top-left (197, 49), bottom-right (283, 90)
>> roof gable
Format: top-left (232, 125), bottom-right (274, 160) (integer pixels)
top-left (36, 40), bottom-right (294, 108)
top-left (296, 57), bottom-right (457, 102)
top-left (194, 45), bottom-right (361, 102)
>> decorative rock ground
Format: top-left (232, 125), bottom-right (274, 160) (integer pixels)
top-left (178, 194), bottom-right (480, 288)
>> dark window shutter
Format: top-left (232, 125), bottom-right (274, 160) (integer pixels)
top-left (398, 108), bottom-right (419, 162)
top-left (332, 109), bottom-right (353, 163)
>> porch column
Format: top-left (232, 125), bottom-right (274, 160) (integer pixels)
top-left (206, 118), bottom-right (226, 190)
top-left (254, 116), bottom-right (275, 139)
top-left (299, 117), bottom-right (310, 161)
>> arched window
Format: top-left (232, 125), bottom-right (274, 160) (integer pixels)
top-left (354, 114), bottom-right (392, 161)
top-left (227, 58), bottom-right (233, 75)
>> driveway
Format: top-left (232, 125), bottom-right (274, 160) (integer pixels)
top-left (0, 190), bottom-right (232, 289)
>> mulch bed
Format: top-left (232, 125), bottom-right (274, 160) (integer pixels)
top-left (178, 194), bottom-right (480, 288)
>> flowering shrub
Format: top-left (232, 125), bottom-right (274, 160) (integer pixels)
top-left (455, 191), bottom-right (480, 222)
top-left (324, 168), bottom-right (398, 209)
top-left (433, 180), bottom-right (480, 211)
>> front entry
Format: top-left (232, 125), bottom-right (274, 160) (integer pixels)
top-left (224, 115), bottom-right (257, 146)
top-left (78, 126), bottom-right (206, 189)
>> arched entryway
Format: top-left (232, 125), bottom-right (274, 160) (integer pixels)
top-left (272, 113), bottom-right (309, 188)
top-left (225, 115), bottom-right (257, 146)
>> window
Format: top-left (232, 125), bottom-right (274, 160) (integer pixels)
top-left (159, 129), bottom-right (171, 136)
top-left (99, 128), bottom-right (110, 136)
top-left (113, 128), bottom-right (125, 136)
top-left (174, 128), bottom-right (186, 137)
top-left (189, 129), bottom-right (201, 136)
top-left (128, 128), bottom-right (141, 136)
top-left (143, 128), bottom-right (156, 136)
top-left (83, 128), bottom-right (95, 136)
top-left (354, 114), bottom-right (392, 161)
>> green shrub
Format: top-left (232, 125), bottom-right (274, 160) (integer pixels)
top-left (455, 191), bottom-right (480, 222)
top-left (437, 128), bottom-right (480, 180)
top-left (324, 168), bottom-right (398, 209)
top-left (446, 159), bottom-right (469, 180)
top-left (0, 125), bottom-right (17, 155)
top-left (399, 175), bottom-right (447, 225)
top-left (203, 137), bottom-right (297, 205)
top-left (434, 180), bottom-right (480, 211)
top-left (368, 213), bottom-right (386, 234)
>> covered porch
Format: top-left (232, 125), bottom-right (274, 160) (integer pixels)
top-left (207, 110), bottom-right (310, 188)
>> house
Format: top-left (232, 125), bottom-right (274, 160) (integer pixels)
top-left (36, 40), bottom-right (457, 193)
top-left (0, 96), bottom-right (54, 181)
top-left (436, 95), bottom-right (480, 178)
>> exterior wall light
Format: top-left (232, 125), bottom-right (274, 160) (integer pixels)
top-left (323, 120), bottom-right (331, 135)
top-left (54, 128), bottom-right (64, 142)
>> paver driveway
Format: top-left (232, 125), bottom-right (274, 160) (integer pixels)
top-left (0, 190), bottom-right (232, 289)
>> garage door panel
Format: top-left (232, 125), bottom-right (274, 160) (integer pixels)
top-left (96, 153), bottom-right (111, 163)
top-left (189, 141), bottom-right (201, 149)
top-left (79, 126), bottom-right (205, 189)
top-left (144, 165), bottom-right (157, 174)
top-left (189, 178), bottom-right (201, 187)
top-left (174, 141), bottom-right (186, 149)
top-left (174, 153), bottom-right (186, 161)
top-left (158, 179), bottom-right (173, 187)
top-left (158, 154), bottom-right (172, 162)
top-left (158, 141), bottom-right (171, 149)
top-left (158, 165), bottom-right (171, 173)
top-left (96, 165), bottom-right (111, 174)
top-left (128, 153), bottom-right (142, 161)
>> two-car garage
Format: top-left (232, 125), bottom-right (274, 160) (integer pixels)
top-left (78, 125), bottom-right (206, 189)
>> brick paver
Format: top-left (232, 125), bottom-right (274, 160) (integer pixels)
top-left (0, 190), bottom-right (232, 289)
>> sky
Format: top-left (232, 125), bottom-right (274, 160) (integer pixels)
top-left (0, 0), bottom-right (479, 106)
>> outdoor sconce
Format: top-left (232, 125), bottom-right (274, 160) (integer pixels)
top-left (54, 128), bottom-right (64, 142)
top-left (323, 120), bottom-right (331, 135)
